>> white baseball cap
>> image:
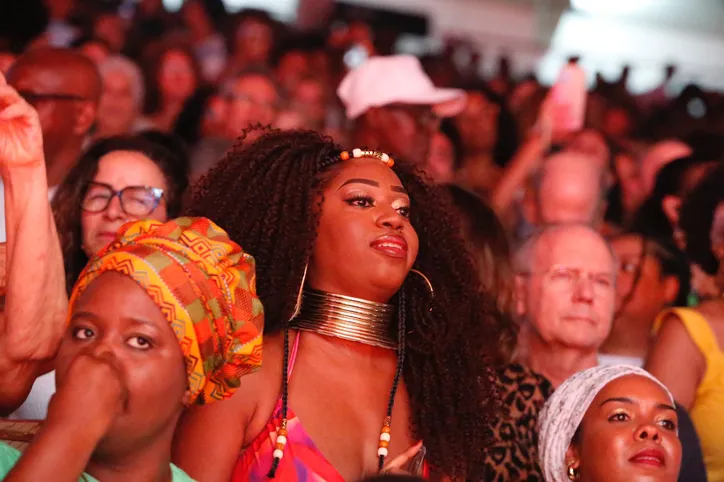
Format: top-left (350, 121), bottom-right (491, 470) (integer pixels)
top-left (337, 55), bottom-right (467, 120)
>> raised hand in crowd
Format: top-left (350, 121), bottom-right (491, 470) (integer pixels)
top-left (0, 72), bottom-right (67, 415)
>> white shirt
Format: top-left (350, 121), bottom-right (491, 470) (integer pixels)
top-left (597, 353), bottom-right (644, 368)
top-left (9, 371), bottom-right (56, 420)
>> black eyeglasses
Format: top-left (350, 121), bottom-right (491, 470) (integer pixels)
top-left (82, 182), bottom-right (165, 217)
top-left (17, 90), bottom-right (86, 105)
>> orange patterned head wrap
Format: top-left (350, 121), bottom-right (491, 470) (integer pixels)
top-left (69, 217), bottom-right (264, 405)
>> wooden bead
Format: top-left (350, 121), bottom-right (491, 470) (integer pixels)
top-left (379, 440), bottom-right (389, 449)
top-left (340, 151), bottom-right (350, 160)
top-left (382, 426), bottom-right (391, 434)
top-left (277, 428), bottom-right (288, 437)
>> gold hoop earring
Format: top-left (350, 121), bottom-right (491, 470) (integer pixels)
top-left (410, 269), bottom-right (434, 300)
top-left (567, 463), bottom-right (579, 480)
top-left (289, 263), bottom-right (308, 321)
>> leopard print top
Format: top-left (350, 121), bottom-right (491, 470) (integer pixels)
top-left (482, 363), bottom-right (553, 481)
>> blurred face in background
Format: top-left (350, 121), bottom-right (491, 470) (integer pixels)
top-left (94, 14), bottom-right (126, 53)
top-left (8, 63), bottom-right (87, 160)
top-left (455, 91), bottom-right (498, 154)
top-left (276, 50), bottom-right (309, 93)
top-left (234, 19), bottom-right (273, 66)
top-left (367, 104), bottom-right (439, 166)
top-left (614, 151), bottom-right (645, 215)
top-left (291, 78), bottom-right (326, 129)
top-left (611, 235), bottom-right (677, 323)
top-left (427, 131), bottom-right (455, 183)
top-left (181, 1), bottom-right (214, 38)
top-left (158, 49), bottom-right (197, 104)
top-left (225, 73), bottom-right (280, 137)
top-left (98, 69), bottom-right (139, 137)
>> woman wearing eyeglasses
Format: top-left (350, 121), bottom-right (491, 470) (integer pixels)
top-left (53, 135), bottom-right (189, 295)
top-left (8, 135), bottom-right (189, 421)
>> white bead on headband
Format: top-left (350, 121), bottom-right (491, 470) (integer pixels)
top-left (340, 149), bottom-right (395, 168)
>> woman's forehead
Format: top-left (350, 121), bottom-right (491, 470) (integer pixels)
top-left (330, 158), bottom-right (404, 188)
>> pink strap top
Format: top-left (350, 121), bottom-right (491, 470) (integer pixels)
top-left (231, 333), bottom-right (429, 481)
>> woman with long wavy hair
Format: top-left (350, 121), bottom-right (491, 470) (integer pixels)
top-left (173, 128), bottom-right (504, 481)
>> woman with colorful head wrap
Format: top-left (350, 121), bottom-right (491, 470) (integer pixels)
top-left (0, 217), bottom-right (263, 481)
top-left (538, 365), bottom-right (681, 482)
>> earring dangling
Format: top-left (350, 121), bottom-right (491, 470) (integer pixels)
top-left (289, 263), bottom-right (308, 321)
top-left (410, 269), bottom-right (434, 312)
top-left (410, 269), bottom-right (433, 298)
top-left (567, 463), bottom-right (579, 480)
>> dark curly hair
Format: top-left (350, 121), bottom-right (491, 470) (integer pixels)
top-left (53, 135), bottom-right (189, 294)
top-left (631, 154), bottom-right (716, 240)
top-left (185, 127), bottom-right (502, 480)
top-left (680, 162), bottom-right (724, 276)
top-left (445, 184), bottom-right (516, 365)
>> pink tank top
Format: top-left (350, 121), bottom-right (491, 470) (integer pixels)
top-left (231, 333), bottom-right (429, 481)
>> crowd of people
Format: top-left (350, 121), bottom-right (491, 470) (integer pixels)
top-left (1, 0), bottom-right (724, 481)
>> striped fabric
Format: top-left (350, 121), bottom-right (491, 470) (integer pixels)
top-left (69, 217), bottom-right (264, 405)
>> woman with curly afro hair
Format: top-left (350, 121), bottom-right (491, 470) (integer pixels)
top-left (172, 127), bottom-right (504, 481)
top-left (646, 161), bottom-right (724, 481)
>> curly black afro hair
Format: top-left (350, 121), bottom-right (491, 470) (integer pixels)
top-left (185, 127), bottom-right (503, 480)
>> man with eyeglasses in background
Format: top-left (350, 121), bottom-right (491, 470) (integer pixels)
top-left (513, 223), bottom-right (616, 389)
top-left (7, 47), bottom-right (101, 194)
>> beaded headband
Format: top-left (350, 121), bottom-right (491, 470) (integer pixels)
top-left (340, 148), bottom-right (395, 168)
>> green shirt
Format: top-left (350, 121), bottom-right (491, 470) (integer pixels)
top-left (0, 442), bottom-right (195, 481)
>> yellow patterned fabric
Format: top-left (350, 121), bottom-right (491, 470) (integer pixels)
top-left (69, 217), bottom-right (264, 405)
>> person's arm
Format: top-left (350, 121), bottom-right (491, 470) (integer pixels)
top-left (3, 352), bottom-right (126, 482)
top-left (2, 417), bottom-right (97, 482)
top-left (172, 388), bottom-right (253, 482)
top-left (0, 76), bottom-right (68, 414)
top-left (645, 314), bottom-right (704, 410)
top-left (489, 132), bottom-right (548, 217)
top-left (173, 338), bottom-right (278, 482)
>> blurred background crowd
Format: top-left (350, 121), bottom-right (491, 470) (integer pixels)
top-left (1, 0), bottom-right (724, 481)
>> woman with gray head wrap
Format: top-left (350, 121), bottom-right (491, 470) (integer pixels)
top-left (539, 365), bottom-right (681, 482)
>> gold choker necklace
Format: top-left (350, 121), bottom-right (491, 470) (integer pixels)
top-left (290, 288), bottom-right (397, 350)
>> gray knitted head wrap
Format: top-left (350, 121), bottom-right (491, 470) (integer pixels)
top-left (538, 365), bottom-right (674, 482)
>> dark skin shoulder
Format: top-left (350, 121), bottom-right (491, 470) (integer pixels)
top-left (173, 331), bottom-right (418, 482)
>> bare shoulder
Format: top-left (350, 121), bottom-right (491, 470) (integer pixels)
top-left (653, 312), bottom-right (702, 356)
top-left (182, 332), bottom-right (284, 437)
top-left (172, 333), bottom-right (285, 481)
top-left (649, 313), bottom-right (703, 376)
